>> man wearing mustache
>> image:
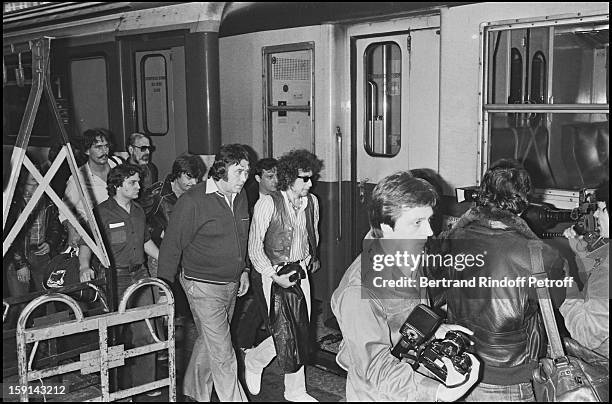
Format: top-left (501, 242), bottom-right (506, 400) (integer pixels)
top-left (62, 128), bottom-right (123, 247)
top-left (126, 132), bottom-right (159, 191)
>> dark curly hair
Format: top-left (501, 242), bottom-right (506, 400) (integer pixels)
top-left (254, 157), bottom-right (278, 177)
top-left (209, 144), bottom-right (250, 181)
top-left (276, 149), bottom-right (323, 191)
top-left (107, 164), bottom-right (142, 197)
top-left (478, 158), bottom-right (531, 214)
top-left (81, 128), bottom-right (114, 152)
top-left (169, 154), bottom-right (206, 182)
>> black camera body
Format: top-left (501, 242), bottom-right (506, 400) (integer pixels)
top-left (455, 186), bottom-right (602, 249)
top-left (571, 190), bottom-right (600, 246)
top-left (419, 331), bottom-right (472, 382)
top-left (277, 262), bottom-right (306, 283)
top-left (391, 304), bottom-right (473, 383)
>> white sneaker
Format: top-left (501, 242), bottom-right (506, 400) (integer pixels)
top-left (284, 391), bottom-right (318, 402)
top-left (243, 349), bottom-right (262, 395)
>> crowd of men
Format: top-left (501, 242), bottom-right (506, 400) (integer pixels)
top-left (3, 127), bottom-right (609, 402)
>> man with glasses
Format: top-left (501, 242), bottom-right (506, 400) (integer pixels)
top-left (245, 149), bottom-right (323, 402)
top-left (62, 128), bottom-right (123, 247)
top-left (127, 132), bottom-right (158, 191)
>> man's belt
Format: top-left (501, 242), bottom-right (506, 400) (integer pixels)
top-left (115, 263), bottom-right (143, 273)
top-left (275, 258), bottom-right (307, 268)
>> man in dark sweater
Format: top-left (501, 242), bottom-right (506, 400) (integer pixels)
top-left (158, 144), bottom-right (251, 402)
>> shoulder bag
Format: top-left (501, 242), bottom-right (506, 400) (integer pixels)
top-left (529, 243), bottom-right (608, 402)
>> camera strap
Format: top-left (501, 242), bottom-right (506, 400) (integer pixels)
top-left (528, 241), bottom-right (565, 361)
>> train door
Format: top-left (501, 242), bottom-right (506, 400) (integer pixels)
top-left (351, 29), bottom-right (440, 255)
top-left (263, 43), bottom-right (315, 157)
top-left (133, 47), bottom-right (187, 178)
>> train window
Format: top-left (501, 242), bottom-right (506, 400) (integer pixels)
top-left (509, 48), bottom-right (523, 105)
top-left (263, 43), bottom-right (314, 156)
top-left (364, 42), bottom-right (401, 157)
top-left (483, 17), bottom-right (609, 192)
top-left (70, 57), bottom-right (109, 137)
top-left (551, 23), bottom-right (609, 105)
top-left (530, 51), bottom-right (547, 105)
top-left (140, 54), bottom-right (169, 136)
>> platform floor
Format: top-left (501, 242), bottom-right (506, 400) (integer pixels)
top-left (3, 301), bottom-right (346, 402)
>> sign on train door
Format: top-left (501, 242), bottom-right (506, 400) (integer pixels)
top-left (352, 28), bottom-right (440, 255)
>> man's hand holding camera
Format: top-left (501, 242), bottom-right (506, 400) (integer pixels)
top-left (433, 324), bottom-right (481, 402)
top-left (271, 269), bottom-right (297, 289)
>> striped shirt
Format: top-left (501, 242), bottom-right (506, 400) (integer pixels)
top-left (249, 191), bottom-right (319, 278)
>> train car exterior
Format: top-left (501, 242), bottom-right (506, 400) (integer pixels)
top-left (3, 2), bottom-right (609, 314)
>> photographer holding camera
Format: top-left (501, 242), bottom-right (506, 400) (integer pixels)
top-left (560, 180), bottom-right (609, 358)
top-left (439, 159), bottom-right (567, 401)
top-left (331, 171), bottom-right (480, 401)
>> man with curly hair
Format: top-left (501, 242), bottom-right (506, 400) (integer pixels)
top-left (437, 159), bottom-right (566, 401)
top-left (158, 144), bottom-right (251, 402)
top-left (245, 149), bottom-right (323, 401)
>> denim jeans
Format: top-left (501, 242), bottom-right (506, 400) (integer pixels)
top-left (5, 253), bottom-right (52, 327)
top-left (180, 274), bottom-right (247, 402)
top-left (463, 381), bottom-right (535, 402)
top-left (6, 252), bottom-right (50, 297)
top-left (115, 266), bottom-right (156, 390)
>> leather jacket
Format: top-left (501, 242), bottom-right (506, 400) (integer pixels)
top-left (5, 194), bottom-right (65, 269)
top-left (434, 206), bottom-right (566, 385)
top-left (140, 177), bottom-right (177, 246)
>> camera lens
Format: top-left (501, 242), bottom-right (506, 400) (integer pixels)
top-left (453, 353), bottom-right (472, 373)
top-left (444, 331), bottom-right (468, 353)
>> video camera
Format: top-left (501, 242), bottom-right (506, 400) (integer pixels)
top-left (456, 186), bottom-right (602, 250)
top-left (390, 304), bottom-right (473, 383)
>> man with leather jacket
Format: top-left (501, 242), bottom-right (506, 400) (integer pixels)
top-left (5, 159), bottom-right (65, 296)
top-left (139, 153), bottom-right (205, 322)
top-left (438, 159), bottom-right (566, 401)
top-left (140, 153), bottom-right (205, 250)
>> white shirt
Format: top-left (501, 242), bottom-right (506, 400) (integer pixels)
top-left (206, 177), bottom-right (236, 209)
top-left (61, 159), bottom-right (119, 223)
top-left (249, 191), bottom-right (319, 277)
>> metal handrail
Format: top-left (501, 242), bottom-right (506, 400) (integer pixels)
top-left (367, 80), bottom-right (377, 149)
top-left (117, 277), bottom-right (175, 313)
top-left (336, 126), bottom-right (342, 242)
top-left (117, 277), bottom-right (177, 400)
top-left (15, 279), bottom-right (177, 402)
